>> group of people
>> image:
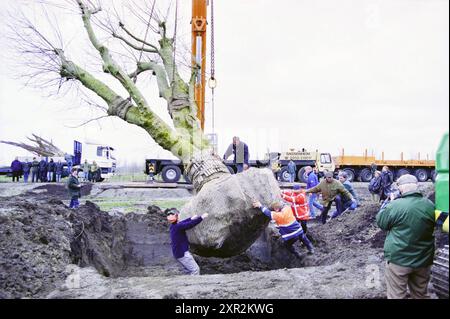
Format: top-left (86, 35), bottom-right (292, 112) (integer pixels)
top-left (80, 159), bottom-right (100, 182)
top-left (10, 157), bottom-right (65, 183)
top-left (167, 162), bottom-right (362, 277)
top-left (368, 165), bottom-right (395, 202)
top-left (168, 148), bottom-right (437, 300)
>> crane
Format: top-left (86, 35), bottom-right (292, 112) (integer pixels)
top-left (191, 0), bottom-right (210, 131)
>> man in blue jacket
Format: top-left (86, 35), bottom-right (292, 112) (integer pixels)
top-left (10, 157), bottom-right (22, 182)
top-left (223, 136), bottom-right (249, 173)
top-left (167, 208), bottom-right (208, 275)
top-left (39, 158), bottom-right (48, 182)
top-left (304, 166), bottom-right (323, 218)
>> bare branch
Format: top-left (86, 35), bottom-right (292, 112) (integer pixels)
top-left (76, 0), bottom-right (149, 109)
top-left (1, 134), bottom-right (65, 157)
top-left (112, 32), bottom-right (159, 53)
top-left (64, 115), bottom-right (109, 128)
top-left (118, 22), bottom-right (159, 52)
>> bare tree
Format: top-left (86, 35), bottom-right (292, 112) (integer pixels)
top-left (0, 134), bottom-right (65, 157)
top-left (7, 0), bottom-right (280, 257)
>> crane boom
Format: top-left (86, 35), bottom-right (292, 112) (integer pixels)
top-left (191, 0), bottom-right (208, 130)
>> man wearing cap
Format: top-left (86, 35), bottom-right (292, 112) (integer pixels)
top-left (166, 208), bottom-right (208, 275)
top-left (305, 171), bottom-right (355, 224)
top-left (376, 174), bottom-right (435, 299)
top-left (252, 200), bottom-right (315, 256)
top-left (330, 171), bottom-right (359, 218)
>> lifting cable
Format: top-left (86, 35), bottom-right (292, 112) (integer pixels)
top-left (208, 0), bottom-right (217, 135)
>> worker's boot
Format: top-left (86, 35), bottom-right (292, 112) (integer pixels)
top-left (291, 246), bottom-right (303, 259)
top-left (321, 212), bottom-right (328, 224)
top-left (301, 233), bottom-right (315, 254)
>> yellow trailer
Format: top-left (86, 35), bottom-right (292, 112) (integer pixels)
top-left (333, 149), bottom-right (435, 182)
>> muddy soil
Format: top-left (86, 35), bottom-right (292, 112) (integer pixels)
top-left (0, 181), bottom-right (445, 299)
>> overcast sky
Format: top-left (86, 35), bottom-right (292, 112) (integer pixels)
top-left (0, 0), bottom-right (448, 167)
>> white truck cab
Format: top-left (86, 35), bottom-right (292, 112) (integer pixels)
top-left (74, 140), bottom-right (116, 180)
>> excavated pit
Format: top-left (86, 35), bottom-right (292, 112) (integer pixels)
top-left (0, 181), bottom-right (443, 299)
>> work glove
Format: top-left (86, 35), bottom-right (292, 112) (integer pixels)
top-left (349, 200), bottom-right (357, 210)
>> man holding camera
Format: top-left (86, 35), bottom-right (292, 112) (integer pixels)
top-left (376, 174), bottom-right (435, 299)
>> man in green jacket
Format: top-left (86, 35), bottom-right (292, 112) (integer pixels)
top-left (376, 174), bottom-right (435, 299)
top-left (67, 168), bottom-right (82, 209)
top-left (305, 171), bottom-right (355, 224)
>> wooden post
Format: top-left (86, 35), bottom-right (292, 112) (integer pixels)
top-left (382, 152), bottom-right (384, 161)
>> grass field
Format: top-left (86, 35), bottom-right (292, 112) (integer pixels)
top-left (88, 198), bottom-right (188, 213)
top-left (0, 176), bottom-right (10, 183)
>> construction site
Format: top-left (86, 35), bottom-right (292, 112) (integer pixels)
top-left (0, 0), bottom-right (449, 302)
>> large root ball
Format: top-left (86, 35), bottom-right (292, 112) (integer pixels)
top-left (180, 168), bottom-right (281, 257)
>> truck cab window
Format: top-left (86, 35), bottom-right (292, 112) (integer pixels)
top-left (320, 153), bottom-right (332, 164)
top-left (97, 147), bottom-right (103, 157)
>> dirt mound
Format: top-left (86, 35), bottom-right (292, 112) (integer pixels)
top-left (302, 202), bottom-right (385, 267)
top-left (0, 197), bottom-right (74, 298)
top-left (29, 183), bottom-right (92, 199)
top-left (69, 201), bottom-right (128, 278)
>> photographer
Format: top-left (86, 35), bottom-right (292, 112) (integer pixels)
top-left (376, 174), bottom-right (435, 299)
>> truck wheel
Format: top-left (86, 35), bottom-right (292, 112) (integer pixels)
top-left (226, 166), bottom-right (235, 174)
top-left (279, 167), bottom-right (292, 182)
top-left (343, 169), bottom-right (355, 182)
top-left (297, 167), bottom-right (307, 183)
top-left (161, 165), bottom-right (181, 183)
top-left (414, 169), bottom-right (429, 182)
top-left (358, 168), bottom-right (372, 182)
top-left (396, 168), bottom-right (410, 180)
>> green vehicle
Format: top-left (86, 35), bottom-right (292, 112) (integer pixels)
top-left (430, 132), bottom-right (449, 299)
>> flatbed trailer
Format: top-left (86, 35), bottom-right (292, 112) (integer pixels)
top-left (145, 150), bottom-right (334, 184)
top-left (334, 150), bottom-right (435, 182)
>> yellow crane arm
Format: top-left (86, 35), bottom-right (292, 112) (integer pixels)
top-left (191, 0), bottom-right (208, 130)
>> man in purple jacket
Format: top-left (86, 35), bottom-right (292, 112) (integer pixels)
top-left (11, 157), bottom-right (22, 182)
top-left (166, 208), bottom-right (208, 275)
